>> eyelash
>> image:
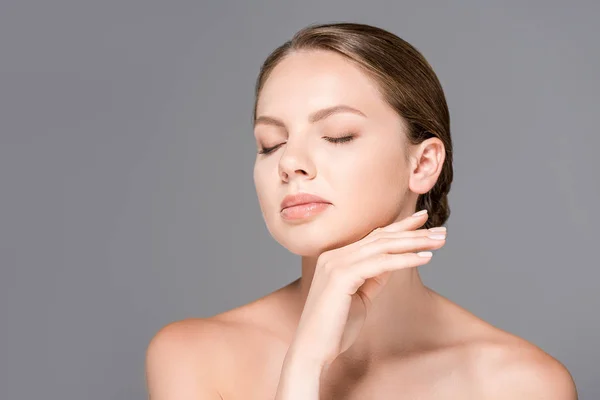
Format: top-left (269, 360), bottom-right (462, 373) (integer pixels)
top-left (258, 134), bottom-right (356, 155)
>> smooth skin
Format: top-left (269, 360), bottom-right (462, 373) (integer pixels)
top-left (145, 50), bottom-right (577, 399)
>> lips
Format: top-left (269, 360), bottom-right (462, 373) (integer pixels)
top-left (280, 192), bottom-right (331, 211)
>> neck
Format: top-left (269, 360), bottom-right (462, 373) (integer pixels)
top-left (292, 255), bottom-right (442, 363)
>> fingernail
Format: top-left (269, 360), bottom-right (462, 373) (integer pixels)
top-left (412, 209), bottom-right (427, 217)
top-left (428, 227), bottom-right (446, 232)
top-left (428, 234), bottom-right (446, 240)
top-left (417, 251), bottom-right (433, 257)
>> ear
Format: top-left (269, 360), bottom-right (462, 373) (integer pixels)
top-left (408, 137), bottom-right (445, 195)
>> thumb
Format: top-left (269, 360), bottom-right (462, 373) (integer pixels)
top-left (357, 271), bottom-right (393, 306)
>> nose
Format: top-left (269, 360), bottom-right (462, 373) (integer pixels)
top-left (278, 139), bottom-right (316, 183)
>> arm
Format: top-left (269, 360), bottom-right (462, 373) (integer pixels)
top-left (274, 210), bottom-right (442, 399)
top-left (274, 344), bottom-right (327, 399)
top-left (145, 319), bottom-right (224, 400)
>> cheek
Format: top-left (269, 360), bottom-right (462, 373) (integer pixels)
top-left (254, 161), bottom-right (284, 223)
top-left (342, 145), bottom-right (405, 192)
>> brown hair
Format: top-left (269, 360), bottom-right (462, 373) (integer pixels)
top-left (253, 22), bottom-right (453, 229)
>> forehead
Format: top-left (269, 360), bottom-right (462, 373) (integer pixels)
top-left (256, 50), bottom-right (386, 120)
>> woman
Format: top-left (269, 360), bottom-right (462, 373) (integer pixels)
top-left (145, 22), bottom-right (576, 399)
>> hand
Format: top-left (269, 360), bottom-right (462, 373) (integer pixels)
top-left (286, 210), bottom-right (447, 368)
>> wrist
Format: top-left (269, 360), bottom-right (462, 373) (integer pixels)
top-left (276, 352), bottom-right (325, 400)
top-left (283, 342), bottom-right (328, 372)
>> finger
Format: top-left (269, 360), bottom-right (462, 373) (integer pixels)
top-left (356, 235), bottom-right (446, 260)
top-left (345, 251), bottom-right (434, 294)
top-left (376, 209), bottom-right (430, 234)
top-left (342, 233), bottom-right (445, 266)
top-left (361, 225), bottom-right (447, 246)
top-left (355, 271), bottom-right (393, 308)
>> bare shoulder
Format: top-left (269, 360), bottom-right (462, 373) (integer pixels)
top-left (145, 317), bottom-right (233, 399)
top-left (467, 331), bottom-right (577, 399)
top-left (429, 291), bottom-right (577, 399)
top-left (145, 283), bottom-right (298, 399)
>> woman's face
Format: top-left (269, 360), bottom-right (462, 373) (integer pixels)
top-left (253, 50), bottom-right (415, 257)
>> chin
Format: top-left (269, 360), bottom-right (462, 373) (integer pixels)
top-left (267, 212), bottom-right (377, 258)
top-left (278, 235), bottom-right (342, 257)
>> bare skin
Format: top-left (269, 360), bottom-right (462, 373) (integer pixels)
top-left (146, 273), bottom-right (576, 399)
top-left (145, 49), bottom-right (577, 399)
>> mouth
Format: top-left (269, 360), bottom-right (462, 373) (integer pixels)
top-left (280, 192), bottom-right (331, 211)
top-left (280, 192), bottom-right (332, 221)
top-left (280, 202), bottom-right (331, 220)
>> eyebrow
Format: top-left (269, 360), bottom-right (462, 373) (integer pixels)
top-left (254, 105), bottom-right (367, 128)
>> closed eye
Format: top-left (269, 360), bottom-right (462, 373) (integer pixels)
top-left (324, 135), bottom-right (355, 144)
top-left (257, 134), bottom-right (356, 155)
top-left (257, 143), bottom-right (283, 155)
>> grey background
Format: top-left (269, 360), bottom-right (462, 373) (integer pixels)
top-left (1, 0), bottom-right (598, 398)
